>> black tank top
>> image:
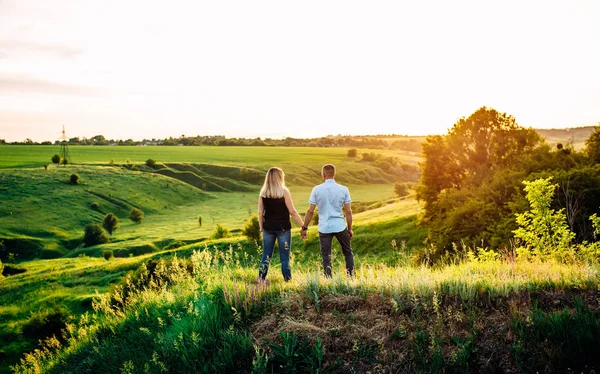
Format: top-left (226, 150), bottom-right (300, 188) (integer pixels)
top-left (262, 197), bottom-right (291, 231)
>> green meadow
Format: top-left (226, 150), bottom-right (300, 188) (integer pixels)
top-left (1, 143), bottom-right (600, 373)
top-left (0, 145), bottom-right (421, 169)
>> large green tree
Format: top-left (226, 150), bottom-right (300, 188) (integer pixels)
top-left (415, 107), bottom-right (544, 257)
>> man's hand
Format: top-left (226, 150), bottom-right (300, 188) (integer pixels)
top-left (348, 229), bottom-right (354, 240)
top-left (300, 228), bottom-right (308, 240)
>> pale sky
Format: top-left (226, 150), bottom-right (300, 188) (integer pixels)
top-left (1, 0), bottom-right (599, 142)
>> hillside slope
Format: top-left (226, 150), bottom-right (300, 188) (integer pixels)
top-left (0, 166), bottom-right (210, 260)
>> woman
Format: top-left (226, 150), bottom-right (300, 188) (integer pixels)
top-left (257, 167), bottom-right (304, 283)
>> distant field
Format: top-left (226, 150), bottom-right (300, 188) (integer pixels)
top-left (0, 145), bottom-right (422, 169)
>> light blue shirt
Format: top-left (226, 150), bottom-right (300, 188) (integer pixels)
top-left (309, 179), bottom-right (352, 234)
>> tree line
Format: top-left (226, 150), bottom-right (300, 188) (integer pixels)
top-left (0, 134), bottom-right (424, 151)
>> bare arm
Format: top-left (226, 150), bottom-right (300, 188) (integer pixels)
top-left (303, 204), bottom-right (316, 228)
top-left (284, 189), bottom-right (304, 227)
top-left (257, 196), bottom-right (264, 231)
top-left (344, 203), bottom-right (353, 239)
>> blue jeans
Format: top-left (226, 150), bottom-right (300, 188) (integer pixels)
top-left (259, 229), bottom-right (292, 281)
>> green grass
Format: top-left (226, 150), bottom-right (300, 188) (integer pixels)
top-left (0, 145), bottom-right (421, 169)
top-left (8, 246), bottom-right (600, 374)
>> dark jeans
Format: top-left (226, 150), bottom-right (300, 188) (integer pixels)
top-left (319, 228), bottom-right (355, 278)
top-left (258, 229), bottom-right (292, 281)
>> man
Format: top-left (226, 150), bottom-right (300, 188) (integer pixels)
top-left (301, 164), bottom-right (355, 277)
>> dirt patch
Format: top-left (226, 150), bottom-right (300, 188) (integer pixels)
top-left (250, 289), bottom-right (600, 373)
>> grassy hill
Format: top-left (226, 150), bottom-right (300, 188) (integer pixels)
top-left (0, 196), bottom-right (422, 373)
top-left (6, 242), bottom-right (600, 373)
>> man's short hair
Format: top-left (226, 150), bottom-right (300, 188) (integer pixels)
top-left (322, 164), bottom-right (336, 178)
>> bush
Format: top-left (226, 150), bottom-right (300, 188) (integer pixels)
top-left (514, 177), bottom-right (575, 261)
top-left (211, 224), bottom-right (232, 239)
top-left (164, 240), bottom-right (186, 250)
top-left (394, 182), bottom-right (411, 198)
top-left (51, 154), bottom-right (61, 164)
top-left (347, 148), bottom-right (358, 157)
top-left (22, 308), bottom-right (70, 341)
top-left (102, 213), bottom-right (119, 235)
top-left (198, 215), bottom-right (203, 227)
top-left (91, 201), bottom-right (99, 210)
top-left (128, 208), bottom-right (144, 224)
top-left (83, 223), bottom-right (109, 247)
top-left (145, 159), bottom-right (157, 168)
top-left (61, 158), bottom-right (68, 165)
top-left (70, 174), bottom-right (80, 184)
top-left (102, 250), bottom-right (113, 260)
top-left (242, 215), bottom-right (261, 243)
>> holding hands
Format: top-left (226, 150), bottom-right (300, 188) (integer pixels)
top-left (300, 226), bottom-right (308, 240)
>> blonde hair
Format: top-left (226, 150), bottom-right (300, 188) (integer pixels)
top-left (260, 167), bottom-right (287, 198)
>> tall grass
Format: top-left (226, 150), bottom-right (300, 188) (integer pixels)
top-left (12, 242), bottom-right (600, 373)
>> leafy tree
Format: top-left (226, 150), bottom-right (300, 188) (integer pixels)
top-left (242, 215), bottom-right (261, 242)
top-left (394, 182), bottom-right (411, 198)
top-left (51, 154), bottom-right (61, 164)
top-left (513, 177), bottom-right (575, 262)
top-left (102, 213), bottom-right (119, 235)
top-left (417, 107), bottom-right (542, 216)
top-left (128, 208), bottom-right (144, 224)
top-left (414, 107), bottom-right (546, 256)
top-left (585, 124), bottom-right (600, 164)
top-left (211, 224), bottom-right (231, 239)
top-left (83, 223), bottom-right (109, 247)
top-left (70, 174), bottom-right (80, 184)
top-left (347, 148), bottom-right (358, 157)
top-left (61, 158), bottom-right (69, 166)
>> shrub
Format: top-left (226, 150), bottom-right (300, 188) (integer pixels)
top-left (145, 159), bottom-right (157, 168)
top-left (361, 152), bottom-right (378, 162)
top-left (513, 177), bottom-right (575, 261)
top-left (164, 240), bottom-right (186, 250)
top-left (61, 158), bottom-right (68, 165)
top-left (51, 154), bottom-right (61, 164)
top-left (347, 148), bottom-right (358, 157)
top-left (212, 224), bottom-right (232, 239)
top-left (128, 208), bottom-right (144, 224)
top-left (242, 215), bottom-right (261, 243)
top-left (91, 201), bottom-right (99, 210)
top-left (102, 213), bottom-right (119, 235)
top-left (394, 182), bottom-right (411, 198)
top-left (102, 250), bottom-right (113, 260)
top-left (198, 215), bottom-right (203, 227)
top-left (70, 174), bottom-right (80, 184)
top-left (83, 223), bottom-right (109, 247)
top-left (22, 308), bottom-right (70, 341)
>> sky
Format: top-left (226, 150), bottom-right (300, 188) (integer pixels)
top-left (1, 0), bottom-right (599, 142)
